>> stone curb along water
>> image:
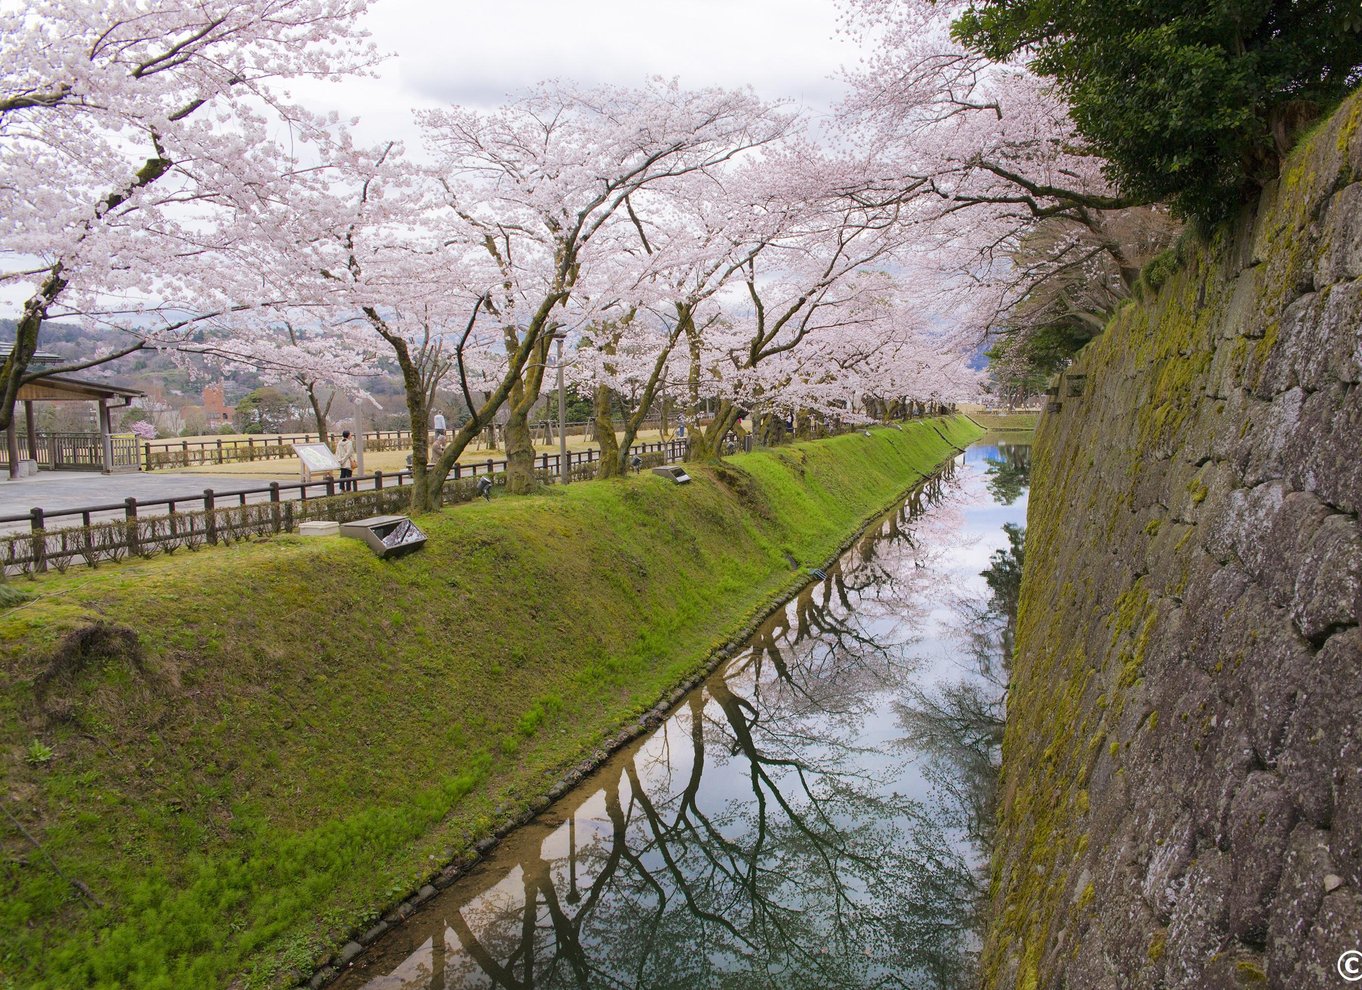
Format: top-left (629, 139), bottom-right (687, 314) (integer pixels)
top-left (984, 91), bottom-right (1362, 989)
top-left (301, 425), bottom-right (980, 990)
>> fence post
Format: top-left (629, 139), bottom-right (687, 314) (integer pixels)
top-left (124, 497), bottom-right (139, 555)
top-left (453, 462), bottom-right (461, 480)
top-left (541, 452), bottom-right (549, 472)
top-left (374, 470), bottom-right (383, 490)
top-left (486, 458), bottom-right (494, 474)
top-left (203, 489), bottom-right (218, 544)
top-left (247, 437), bottom-right (255, 462)
top-left (144, 442), bottom-right (153, 472)
top-left (180, 439), bottom-right (188, 468)
top-left (29, 507), bottom-right (47, 574)
top-left (325, 475), bottom-right (335, 497)
top-left (269, 482), bottom-right (282, 533)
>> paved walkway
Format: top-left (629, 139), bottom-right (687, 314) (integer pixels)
top-left (1, 436), bottom-right (686, 535)
top-left (0, 471), bottom-right (399, 534)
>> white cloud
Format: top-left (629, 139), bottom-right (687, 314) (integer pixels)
top-left (311, 0), bottom-right (855, 146)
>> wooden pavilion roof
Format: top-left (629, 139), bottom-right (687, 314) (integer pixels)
top-left (17, 373), bottom-right (144, 403)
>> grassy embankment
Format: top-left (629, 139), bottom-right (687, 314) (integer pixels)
top-left (967, 410), bottom-right (1040, 432)
top-left (1, 416), bottom-right (981, 990)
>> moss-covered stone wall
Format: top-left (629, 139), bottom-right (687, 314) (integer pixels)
top-left (985, 93), bottom-right (1362, 988)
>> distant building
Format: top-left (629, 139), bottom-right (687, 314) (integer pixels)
top-left (202, 382), bottom-right (234, 424)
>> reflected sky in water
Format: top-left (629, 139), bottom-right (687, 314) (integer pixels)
top-left (334, 442), bottom-right (1030, 990)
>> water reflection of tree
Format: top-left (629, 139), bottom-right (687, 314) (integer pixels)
top-left (345, 466), bottom-right (986, 990)
top-left (894, 516), bottom-right (1027, 974)
top-left (983, 445), bottom-right (1031, 506)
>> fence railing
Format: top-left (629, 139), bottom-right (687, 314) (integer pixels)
top-left (136, 415), bottom-right (695, 470)
top-left (140, 429), bottom-right (414, 470)
top-left (0, 415), bottom-right (922, 575)
top-left (1, 438), bottom-right (688, 575)
top-left (0, 431), bottom-right (141, 471)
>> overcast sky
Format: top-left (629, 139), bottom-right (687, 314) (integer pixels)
top-left (309, 0), bottom-right (859, 146)
top-left (2, 1), bottom-right (860, 316)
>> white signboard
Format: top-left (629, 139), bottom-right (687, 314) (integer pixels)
top-left (292, 442), bottom-right (341, 482)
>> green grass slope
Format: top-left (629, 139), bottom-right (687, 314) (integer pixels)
top-left (0, 416), bottom-right (980, 990)
top-left (967, 411), bottom-right (1040, 432)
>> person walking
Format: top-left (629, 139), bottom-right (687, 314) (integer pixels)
top-left (433, 410), bottom-right (447, 439)
top-left (335, 430), bottom-right (358, 492)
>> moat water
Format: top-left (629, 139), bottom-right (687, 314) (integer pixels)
top-left (333, 439), bottom-right (1031, 990)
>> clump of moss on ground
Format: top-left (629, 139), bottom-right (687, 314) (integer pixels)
top-left (0, 416), bottom-right (979, 990)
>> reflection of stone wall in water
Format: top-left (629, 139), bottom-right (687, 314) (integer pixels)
top-left (987, 94), bottom-right (1362, 989)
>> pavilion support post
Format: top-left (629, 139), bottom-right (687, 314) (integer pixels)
top-left (22, 400), bottom-right (36, 462)
top-left (98, 400), bottom-right (114, 475)
top-left (5, 418), bottom-right (18, 480)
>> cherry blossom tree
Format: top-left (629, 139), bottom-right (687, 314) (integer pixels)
top-left (837, 0), bottom-right (1178, 370)
top-left (420, 79), bottom-right (791, 494)
top-left (0, 0), bottom-right (378, 434)
top-left (675, 151), bottom-right (917, 459)
top-left (241, 80), bottom-right (789, 509)
top-left (575, 170), bottom-right (773, 477)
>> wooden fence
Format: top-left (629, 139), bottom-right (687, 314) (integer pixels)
top-left (1, 417), bottom-right (904, 575)
top-left (136, 418), bottom-right (659, 470)
top-left (140, 429), bottom-right (414, 470)
top-left (1, 432), bottom-right (141, 472)
top-left (1, 439), bottom-right (687, 575)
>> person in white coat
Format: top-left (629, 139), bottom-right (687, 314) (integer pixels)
top-left (334, 430), bottom-right (357, 492)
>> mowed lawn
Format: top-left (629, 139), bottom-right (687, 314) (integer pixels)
top-left (0, 417), bottom-right (981, 990)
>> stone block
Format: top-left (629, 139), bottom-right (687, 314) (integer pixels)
top-left (1226, 771), bottom-right (1297, 942)
top-left (1276, 630), bottom-right (1362, 829)
top-left (1268, 822), bottom-right (1346, 989)
top-left (298, 520), bottom-right (340, 537)
top-left (1316, 183), bottom-right (1362, 287)
top-left (1289, 512), bottom-right (1362, 642)
top-left (1165, 847), bottom-right (1233, 986)
top-left (1283, 382), bottom-right (1362, 518)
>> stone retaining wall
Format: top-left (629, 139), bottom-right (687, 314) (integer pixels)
top-left (985, 94), bottom-right (1362, 989)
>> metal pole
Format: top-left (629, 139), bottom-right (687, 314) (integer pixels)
top-left (354, 403), bottom-right (366, 481)
top-left (557, 336), bottom-right (568, 485)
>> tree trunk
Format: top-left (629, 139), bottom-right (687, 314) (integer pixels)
top-left (401, 382), bottom-right (433, 512)
top-left (503, 399), bottom-right (536, 494)
top-left (756, 412), bottom-right (787, 447)
top-left (611, 320), bottom-right (682, 475)
top-left (364, 312), bottom-right (437, 513)
top-left (685, 313), bottom-right (703, 443)
top-left (594, 384), bottom-right (622, 478)
top-left (498, 333), bottom-right (551, 495)
top-left (305, 382), bottom-right (332, 441)
top-left (690, 399), bottom-right (737, 460)
top-left (0, 266), bottom-right (67, 435)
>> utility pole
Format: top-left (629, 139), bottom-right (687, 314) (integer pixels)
top-left (557, 335), bottom-right (569, 485)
